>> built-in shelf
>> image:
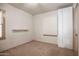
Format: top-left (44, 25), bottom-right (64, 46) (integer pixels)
top-left (43, 34), bottom-right (57, 37)
top-left (12, 29), bottom-right (29, 32)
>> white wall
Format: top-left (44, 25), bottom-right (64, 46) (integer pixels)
top-left (33, 11), bottom-right (58, 44)
top-left (0, 4), bottom-right (33, 52)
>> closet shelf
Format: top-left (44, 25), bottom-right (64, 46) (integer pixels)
top-left (12, 29), bottom-right (29, 32)
top-left (43, 34), bottom-right (57, 37)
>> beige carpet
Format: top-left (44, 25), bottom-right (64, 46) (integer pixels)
top-left (1, 40), bottom-right (74, 56)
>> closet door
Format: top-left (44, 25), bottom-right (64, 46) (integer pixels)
top-left (63, 7), bottom-right (73, 49)
top-left (58, 9), bottom-right (63, 47)
top-left (58, 7), bottom-right (73, 49)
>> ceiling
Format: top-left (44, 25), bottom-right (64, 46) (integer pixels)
top-left (10, 3), bottom-right (73, 15)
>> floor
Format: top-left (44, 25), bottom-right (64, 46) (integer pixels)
top-left (1, 40), bottom-right (74, 56)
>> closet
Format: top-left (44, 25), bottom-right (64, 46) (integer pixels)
top-left (58, 7), bottom-right (73, 49)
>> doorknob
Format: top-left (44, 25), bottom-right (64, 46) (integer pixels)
top-left (75, 34), bottom-right (78, 36)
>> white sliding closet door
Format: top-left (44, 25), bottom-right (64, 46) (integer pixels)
top-left (58, 9), bottom-right (63, 47)
top-left (58, 7), bottom-right (73, 49)
top-left (0, 11), bottom-right (3, 38)
top-left (63, 7), bottom-right (73, 49)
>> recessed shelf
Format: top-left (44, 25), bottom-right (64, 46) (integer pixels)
top-left (12, 29), bottom-right (29, 32)
top-left (43, 34), bottom-right (57, 37)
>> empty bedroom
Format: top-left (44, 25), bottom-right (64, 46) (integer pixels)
top-left (0, 3), bottom-right (79, 56)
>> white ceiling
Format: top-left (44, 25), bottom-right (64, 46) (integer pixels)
top-left (10, 3), bottom-right (73, 15)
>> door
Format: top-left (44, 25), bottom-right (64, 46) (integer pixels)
top-left (58, 7), bottom-right (73, 49)
top-left (73, 4), bottom-right (78, 55)
top-left (76, 4), bottom-right (79, 56)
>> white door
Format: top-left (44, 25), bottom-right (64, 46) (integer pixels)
top-left (76, 4), bottom-right (79, 56)
top-left (58, 9), bottom-right (63, 47)
top-left (58, 7), bottom-right (73, 49)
